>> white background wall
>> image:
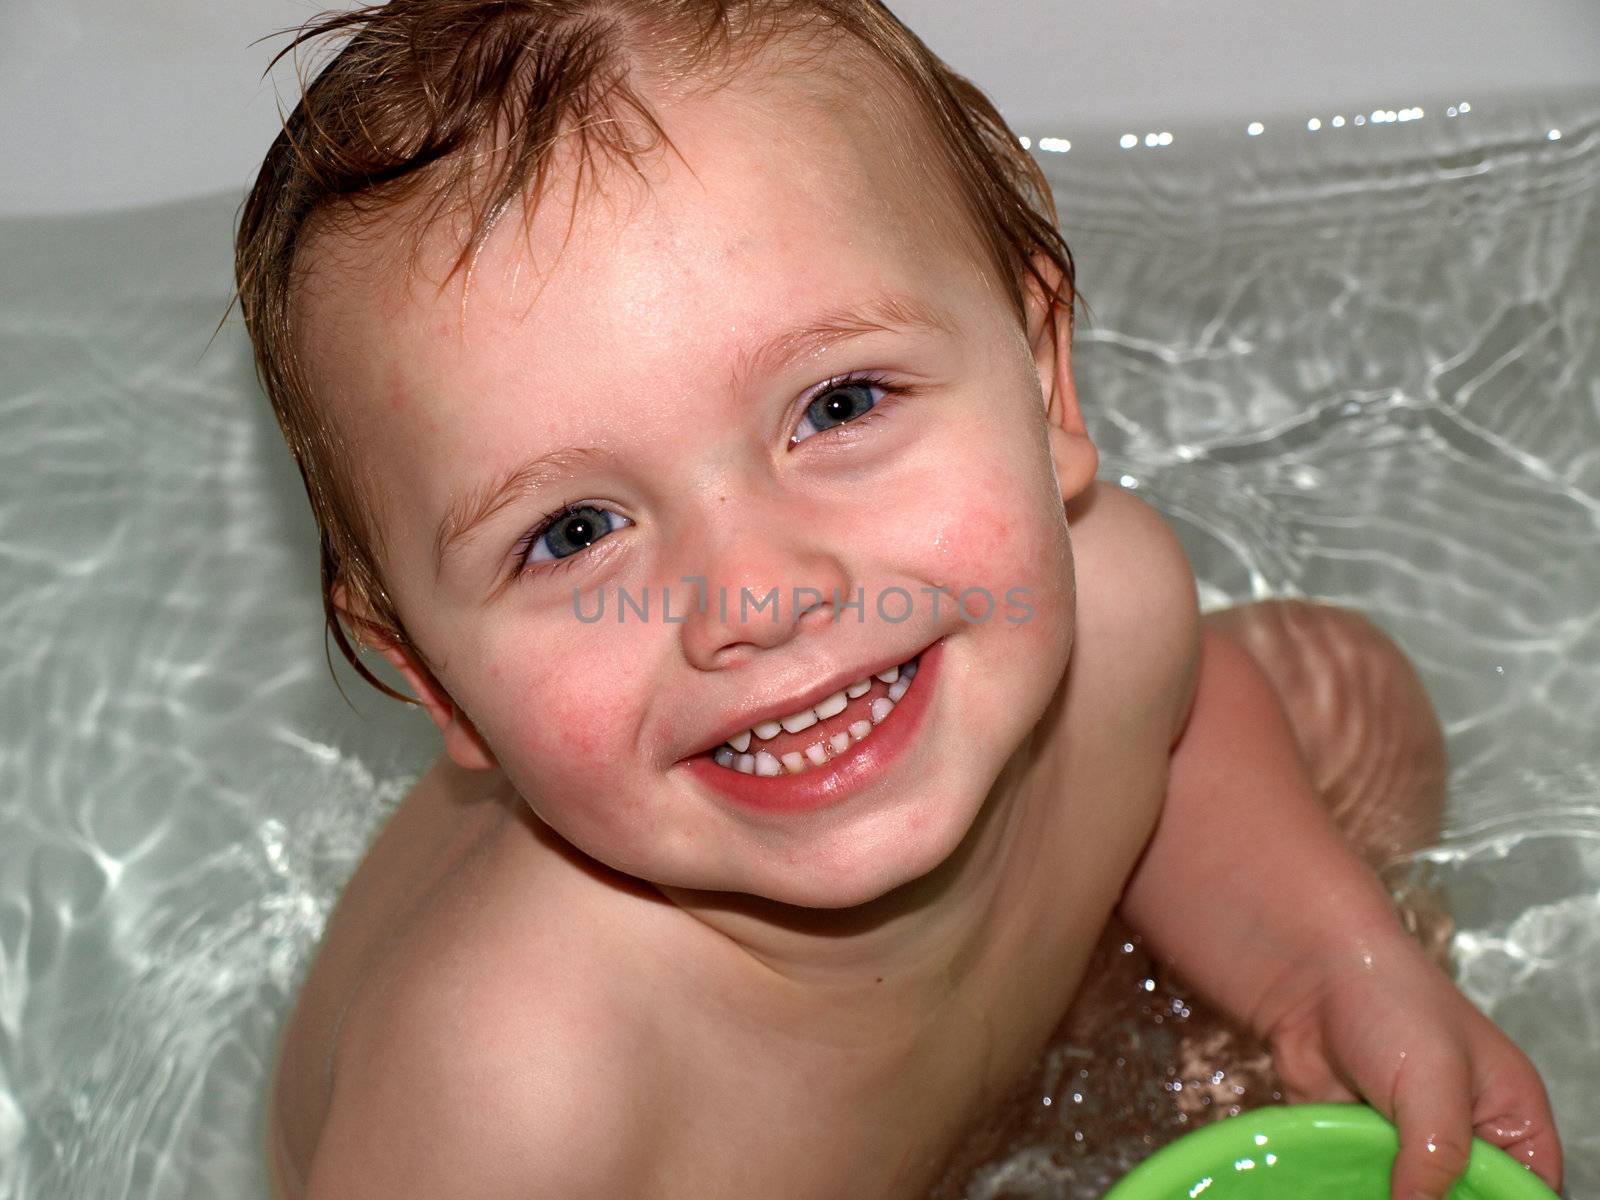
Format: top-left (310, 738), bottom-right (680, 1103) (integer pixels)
top-left (2, 0), bottom-right (1597, 218)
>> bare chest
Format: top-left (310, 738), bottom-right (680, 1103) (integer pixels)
top-left (639, 772), bottom-right (1168, 1199)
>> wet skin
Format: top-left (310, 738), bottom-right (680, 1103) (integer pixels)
top-left (267, 52), bottom-right (1561, 1200)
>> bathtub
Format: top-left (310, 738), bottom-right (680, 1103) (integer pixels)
top-left (1, 2), bottom-right (1596, 1197)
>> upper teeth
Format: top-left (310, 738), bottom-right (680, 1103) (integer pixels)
top-left (712, 656), bottom-right (920, 774)
top-left (779, 708), bottom-right (819, 734)
top-left (814, 691), bottom-right (849, 719)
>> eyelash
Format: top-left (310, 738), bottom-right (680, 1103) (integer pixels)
top-left (512, 371), bottom-right (917, 579)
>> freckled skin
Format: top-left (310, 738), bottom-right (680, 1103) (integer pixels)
top-left (553, 707), bottom-right (604, 762)
top-left (265, 59), bottom-right (1484, 1200)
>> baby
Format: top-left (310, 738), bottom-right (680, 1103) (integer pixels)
top-left (234, 2), bottom-right (1565, 1197)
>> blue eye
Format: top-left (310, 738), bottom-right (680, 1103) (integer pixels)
top-left (519, 504), bottom-right (630, 574)
top-left (791, 374), bottom-right (900, 444)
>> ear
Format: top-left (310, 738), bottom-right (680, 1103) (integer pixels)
top-left (333, 582), bottom-right (499, 772)
top-left (1023, 253), bottom-right (1098, 502)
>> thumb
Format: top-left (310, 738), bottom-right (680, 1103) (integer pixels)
top-left (1387, 1050), bottom-right (1474, 1200)
top-left (1467, 1041), bottom-right (1564, 1194)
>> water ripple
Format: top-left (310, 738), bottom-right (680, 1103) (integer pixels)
top-left (2, 97), bottom-right (1597, 1200)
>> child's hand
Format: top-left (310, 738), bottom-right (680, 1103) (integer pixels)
top-left (1260, 931), bottom-right (1564, 1200)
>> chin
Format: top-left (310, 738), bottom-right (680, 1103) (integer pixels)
top-left (743, 786), bottom-right (990, 910)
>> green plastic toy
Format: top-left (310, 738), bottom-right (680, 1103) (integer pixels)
top-left (1102, 1104), bottom-right (1560, 1200)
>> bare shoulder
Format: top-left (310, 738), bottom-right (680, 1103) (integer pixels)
top-left (270, 758), bottom-right (682, 1199)
top-left (304, 969), bottom-right (642, 1198)
top-left (1065, 481), bottom-right (1202, 743)
top-left (268, 756), bottom-right (511, 1197)
top-left (301, 828), bottom-right (662, 1198)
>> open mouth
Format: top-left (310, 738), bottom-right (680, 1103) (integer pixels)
top-left (704, 651), bottom-right (922, 777)
top-left (679, 638), bottom-right (943, 815)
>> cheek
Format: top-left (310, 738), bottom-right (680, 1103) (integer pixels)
top-left (920, 464), bottom-right (1072, 591)
top-left (904, 397), bottom-right (1069, 571)
top-left (547, 703), bottom-right (606, 761)
top-left (493, 667), bottom-right (658, 847)
top-left (490, 653), bottom-right (635, 782)
top-left (936, 501), bottom-right (1072, 626)
top-left (931, 498), bottom-right (1013, 580)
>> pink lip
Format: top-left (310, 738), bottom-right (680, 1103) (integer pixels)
top-left (677, 636), bottom-right (944, 816)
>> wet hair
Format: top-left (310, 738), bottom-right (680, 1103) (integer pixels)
top-left (230, 0), bottom-right (1077, 702)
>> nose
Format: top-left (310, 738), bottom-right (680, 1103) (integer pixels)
top-left (672, 498), bottom-right (852, 671)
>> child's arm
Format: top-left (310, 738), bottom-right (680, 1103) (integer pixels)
top-left (1116, 624), bottom-right (1563, 1200)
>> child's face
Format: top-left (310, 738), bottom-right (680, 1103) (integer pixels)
top-left (297, 63), bottom-right (1097, 908)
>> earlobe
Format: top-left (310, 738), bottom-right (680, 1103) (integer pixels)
top-left (374, 642), bottom-right (500, 772)
top-left (1024, 254), bottom-right (1099, 502)
top-left (332, 583), bottom-right (499, 772)
top-left (1047, 420), bottom-right (1099, 504)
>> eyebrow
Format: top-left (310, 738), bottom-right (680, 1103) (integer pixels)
top-left (434, 444), bottom-right (611, 574)
top-left (730, 290), bottom-right (955, 398)
top-left (433, 289), bottom-right (956, 575)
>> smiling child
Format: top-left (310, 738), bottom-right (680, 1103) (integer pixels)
top-left (233, 2), bottom-right (1564, 1197)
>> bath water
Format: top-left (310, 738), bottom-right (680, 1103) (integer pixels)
top-left (1, 94), bottom-right (1595, 1199)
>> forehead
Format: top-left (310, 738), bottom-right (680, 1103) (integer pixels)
top-left (293, 57), bottom-right (1003, 535)
top-left (301, 57), bottom-right (990, 315)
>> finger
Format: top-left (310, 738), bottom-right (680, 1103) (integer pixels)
top-left (1387, 1049), bottom-right (1474, 1200)
top-left (1269, 1015), bottom-right (1361, 1105)
top-left (1470, 1044), bottom-right (1565, 1195)
top-left (1283, 1076), bottom-right (1361, 1106)
top-left (1322, 1079), bottom-right (1361, 1103)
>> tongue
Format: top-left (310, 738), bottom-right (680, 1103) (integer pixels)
top-left (747, 678), bottom-right (892, 761)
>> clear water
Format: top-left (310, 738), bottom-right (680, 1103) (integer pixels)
top-left (1, 95), bottom-right (1596, 1198)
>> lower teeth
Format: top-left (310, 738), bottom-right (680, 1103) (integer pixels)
top-left (713, 655), bottom-right (919, 776)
